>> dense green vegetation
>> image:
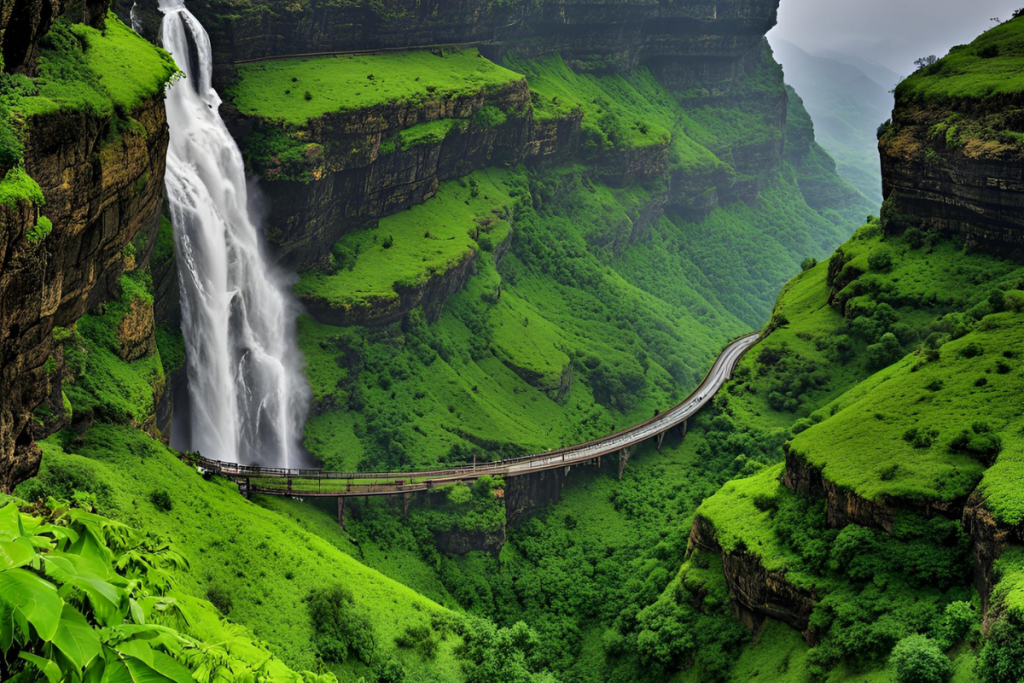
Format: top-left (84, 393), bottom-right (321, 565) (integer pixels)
top-left (295, 45), bottom-right (869, 472)
top-left (295, 218), bottom-right (1024, 683)
top-left (658, 221), bottom-right (1024, 680)
top-left (229, 50), bottom-right (523, 125)
top-left (17, 272), bottom-right (563, 683)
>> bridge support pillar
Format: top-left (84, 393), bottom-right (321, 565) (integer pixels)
top-left (682, 419), bottom-right (688, 438)
top-left (242, 477), bottom-right (250, 499)
top-left (402, 492), bottom-right (411, 517)
top-left (656, 432), bottom-right (665, 451)
top-left (337, 497), bottom-right (347, 531)
top-left (618, 447), bottom-right (632, 481)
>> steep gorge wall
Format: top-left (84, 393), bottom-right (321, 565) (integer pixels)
top-left (0, 16), bottom-right (172, 491)
top-left (0, 102), bottom-right (169, 491)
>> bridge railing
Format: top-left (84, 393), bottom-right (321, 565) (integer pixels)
top-left (191, 332), bottom-right (759, 485)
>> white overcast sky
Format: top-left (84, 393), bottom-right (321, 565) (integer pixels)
top-left (770, 0), bottom-right (1024, 78)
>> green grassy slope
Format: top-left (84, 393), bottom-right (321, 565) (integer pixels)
top-left (651, 221), bottom-right (1024, 681)
top-left (897, 15), bottom-right (1024, 103)
top-left (295, 169), bottom-right (515, 311)
top-left (24, 430), bottom-right (469, 681)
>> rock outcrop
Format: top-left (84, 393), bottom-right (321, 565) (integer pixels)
top-left (688, 514), bottom-right (818, 644)
top-left (879, 103), bottom-right (1024, 252)
top-left (962, 491), bottom-right (1024, 613)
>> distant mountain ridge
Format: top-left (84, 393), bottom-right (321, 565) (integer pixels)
top-left (771, 38), bottom-right (893, 203)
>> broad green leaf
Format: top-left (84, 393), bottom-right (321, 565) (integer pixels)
top-left (53, 604), bottom-right (102, 670)
top-left (0, 567), bottom-right (63, 640)
top-left (42, 554), bottom-right (79, 583)
top-left (116, 641), bottom-right (192, 683)
top-left (0, 601), bottom-right (13, 653)
top-left (0, 504), bottom-right (22, 541)
top-left (70, 525), bottom-right (114, 566)
top-left (0, 537), bottom-right (36, 569)
top-left (145, 650), bottom-right (193, 683)
top-left (103, 655), bottom-right (178, 683)
top-left (62, 577), bottom-right (126, 627)
top-left (129, 599), bottom-right (145, 625)
top-left (19, 651), bottom-right (63, 683)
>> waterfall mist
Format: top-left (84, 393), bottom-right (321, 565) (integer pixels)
top-left (159, 0), bottom-right (311, 467)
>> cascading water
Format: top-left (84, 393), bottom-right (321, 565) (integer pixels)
top-left (159, 0), bottom-right (310, 467)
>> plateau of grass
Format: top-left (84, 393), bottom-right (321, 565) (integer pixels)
top-left (898, 16), bottom-right (1024, 103)
top-left (695, 463), bottom-right (802, 573)
top-left (295, 168), bottom-right (515, 310)
top-left (229, 49), bottom-right (523, 125)
top-left (14, 14), bottom-right (176, 119)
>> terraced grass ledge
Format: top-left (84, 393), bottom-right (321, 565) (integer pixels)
top-left (784, 314), bottom-right (1023, 532)
top-left (230, 49), bottom-right (525, 125)
top-left (295, 169), bottom-right (517, 327)
top-left (227, 50), bottom-right (530, 183)
top-left (691, 464), bottom-right (820, 638)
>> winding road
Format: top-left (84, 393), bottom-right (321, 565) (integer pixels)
top-left (194, 332), bottom-right (759, 498)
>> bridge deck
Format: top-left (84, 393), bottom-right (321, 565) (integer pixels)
top-left (193, 333), bottom-right (759, 497)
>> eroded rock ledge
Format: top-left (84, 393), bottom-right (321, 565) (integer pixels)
top-left (782, 446), bottom-right (967, 532)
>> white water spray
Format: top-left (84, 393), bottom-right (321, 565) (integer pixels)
top-left (159, 1), bottom-right (310, 467)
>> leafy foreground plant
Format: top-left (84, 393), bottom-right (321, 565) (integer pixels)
top-left (0, 497), bottom-right (334, 683)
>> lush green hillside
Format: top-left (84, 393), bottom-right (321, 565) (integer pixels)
top-left (297, 49), bottom-right (870, 473)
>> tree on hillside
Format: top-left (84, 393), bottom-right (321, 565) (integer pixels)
top-left (914, 55), bottom-right (938, 71)
top-left (890, 635), bottom-right (953, 683)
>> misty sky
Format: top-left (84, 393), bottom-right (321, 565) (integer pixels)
top-left (770, 0), bottom-right (1023, 81)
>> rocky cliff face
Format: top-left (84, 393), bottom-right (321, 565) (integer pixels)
top-left (879, 103), bottom-right (1024, 252)
top-left (0, 22), bottom-right (171, 491)
top-left (687, 514), bottom-right (818, 644)
top-left (228, 78), bottom-right (533, 269)
top-left (119, 0), bottom-right (777, 86)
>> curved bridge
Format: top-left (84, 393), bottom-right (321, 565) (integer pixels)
top-left (194, 333), bottom-right (759, 502)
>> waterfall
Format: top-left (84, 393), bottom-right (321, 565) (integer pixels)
top-left (130, 1), bottom-right (142, 33)
top-left (159, 1), bottom-right (310, 467)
